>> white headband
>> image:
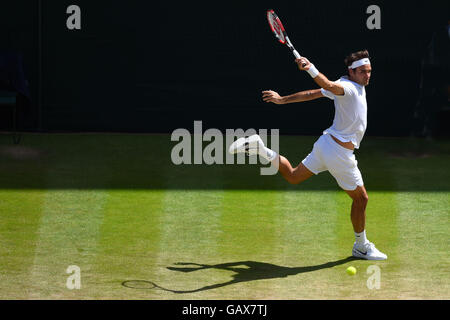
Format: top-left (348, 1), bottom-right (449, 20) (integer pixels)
top-left (348, 58), bottom-right (370, 69)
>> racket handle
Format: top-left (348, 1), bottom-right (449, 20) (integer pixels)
top-left (292, 50), bottom-right (307, 67)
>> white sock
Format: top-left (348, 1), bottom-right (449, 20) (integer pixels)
top-left (355, 230), bottom-right (368, 245)
top-left (262, 147), bottom-right (277, 162)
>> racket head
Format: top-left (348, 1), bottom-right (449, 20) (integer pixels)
top-left (267, 9), bottom-right (286, 44)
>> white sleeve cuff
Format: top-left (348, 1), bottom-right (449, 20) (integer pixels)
top-left (320, 88), bottom-right (335, 100)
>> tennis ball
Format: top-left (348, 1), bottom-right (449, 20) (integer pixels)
top-left (346, 266), bottom-right (357, 275)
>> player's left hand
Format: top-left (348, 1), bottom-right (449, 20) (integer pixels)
top-left (262, 90), bottom-right (284, 104)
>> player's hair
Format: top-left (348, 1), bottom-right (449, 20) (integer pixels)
top-left (345, 50), bottom-right (370, 70)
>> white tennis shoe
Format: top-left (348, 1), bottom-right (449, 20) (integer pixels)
top-left (352, 241), bottom-right (387, 260)
top-left (228, 134), bottom-right (272, 161)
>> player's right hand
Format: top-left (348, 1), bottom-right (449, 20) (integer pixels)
top-left (295, 57), bottom-right (311, 71)
top-left (262, 90), bottom-right (284, 104)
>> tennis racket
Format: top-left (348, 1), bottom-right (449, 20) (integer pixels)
top-left (266, 9), bottom-right (305, 66)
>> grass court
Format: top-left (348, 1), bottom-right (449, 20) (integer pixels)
top-left (0, 133), bottom-right (449, 299)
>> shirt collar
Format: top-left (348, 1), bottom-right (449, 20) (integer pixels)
top-left (341, 75), bottom-right (363, 88)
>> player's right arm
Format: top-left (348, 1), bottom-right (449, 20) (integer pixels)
top-left (296, 57), bottom-right (345, 96)
top-left (262, 89), bottom-right (323, 104)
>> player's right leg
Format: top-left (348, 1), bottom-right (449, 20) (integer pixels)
top-left (345, 186), bottom-right (387, 261)
top-left (320, 134), bottom-right (387, 261)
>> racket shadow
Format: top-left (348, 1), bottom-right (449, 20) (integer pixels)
top-left (122, 256), bottom-right (358, 294)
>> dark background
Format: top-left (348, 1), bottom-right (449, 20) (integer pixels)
top-left (0, 0), bottom-right (449, 136)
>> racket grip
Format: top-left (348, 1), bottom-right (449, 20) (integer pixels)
top-left (293, 50), bottom-right (307, 67)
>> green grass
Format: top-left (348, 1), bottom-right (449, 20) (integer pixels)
top-left (0, 133), bottom-right (449, 299)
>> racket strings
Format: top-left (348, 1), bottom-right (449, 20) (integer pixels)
top-left (267, 11), bottom-right (286, 43)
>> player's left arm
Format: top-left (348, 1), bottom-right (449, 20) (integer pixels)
top-left (295, 57), bottom-right (345, 96)
top-left (262, 89), bottom-right (323, 104)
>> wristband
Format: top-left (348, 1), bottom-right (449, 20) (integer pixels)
top-left (307, 64), bottom-right (319, 78)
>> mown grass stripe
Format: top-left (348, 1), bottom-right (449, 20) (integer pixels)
top-left (209, 189), bottom-right (280, 299)
top-left (92, 189), bottom-right (165, 299)
top-left (268, 189), bottom-right (343, 299)
top-left (394, 191), bottom-right (450, 299)
top-left (0, 190), bottom-right (45, 299)
top-left (148, 189), bottom-right (225, 299)
top-left (27, 189), bottom-right (108, 299)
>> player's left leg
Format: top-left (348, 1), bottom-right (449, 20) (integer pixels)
top-left (276, 156), bottom-right (314, 185)
top-left (228, 134), bottom-right (315, 184)
top-left (228, 134), bottom-right (276, 162)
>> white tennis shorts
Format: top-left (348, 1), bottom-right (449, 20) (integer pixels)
top-left (302, 134), bottom-right (364, 191)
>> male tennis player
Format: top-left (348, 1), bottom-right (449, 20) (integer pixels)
top-left (229, 50), bottom-right (387, 260)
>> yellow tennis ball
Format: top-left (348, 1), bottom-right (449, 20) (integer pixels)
top-left (346, 266), bottom-right (357, 275)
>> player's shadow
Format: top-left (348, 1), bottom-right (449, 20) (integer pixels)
top-left (123, 256), bottom-right (357, 293)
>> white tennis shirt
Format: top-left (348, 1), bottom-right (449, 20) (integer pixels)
top-left (320, 76), bottom-right (367, 149)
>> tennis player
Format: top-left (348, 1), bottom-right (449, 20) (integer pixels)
top-left (229, 50), bottom-right (387, 260)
